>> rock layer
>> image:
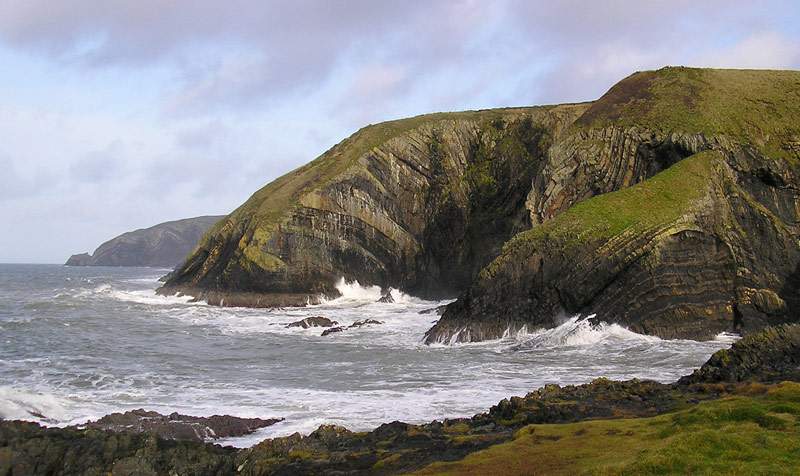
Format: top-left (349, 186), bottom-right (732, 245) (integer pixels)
top-left (66, 216), bottom-right (224, 268)
top-left (426, 68), bottom-right (800, 343)
top-left (159, 106), bottom-right (588, 305)
top-left (80, 409), bottom-right (282, 441)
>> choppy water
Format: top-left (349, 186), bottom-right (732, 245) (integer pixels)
top-left (0, 264), bottom-right (736, 447)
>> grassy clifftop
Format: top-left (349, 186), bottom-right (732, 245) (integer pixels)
top-left (577, 66), bottom-right (800, 160)
top-left (208, 107), bottom-right (553, 236)
top-left (409, 382), bottom-right (800, 476)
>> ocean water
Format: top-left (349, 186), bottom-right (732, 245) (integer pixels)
top-left (0, 264), bottom-right (737, 447)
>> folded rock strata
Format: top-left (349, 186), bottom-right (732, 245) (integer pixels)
top-left (427, 68), bottom-right (800, 342)
top-left (159, 67), bottom-right (800, 342)
top-left (159, 106), bottom-right (587, 305)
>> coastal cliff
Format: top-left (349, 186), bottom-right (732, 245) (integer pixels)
top-left (66, 216), bottom-right (224, 268)
top-left (158, 106), bottom-right (588, 305)
top-left (160, 67), bottom-right (800, 342)
top-left (426, 68), bottom-right (800, 342)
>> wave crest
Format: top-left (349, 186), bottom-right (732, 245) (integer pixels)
top-left (512, 315), bottom-right (661, 350)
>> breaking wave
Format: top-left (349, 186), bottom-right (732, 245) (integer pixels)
top-left (514, 315), bottom-right (661, 349)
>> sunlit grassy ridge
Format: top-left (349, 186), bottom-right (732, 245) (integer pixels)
top-left (410, 382), bottom-right (800, 476)
top-left (223, 108), bottom-right (546, 222)
top-left (577, 66), bottom-right (800, 159)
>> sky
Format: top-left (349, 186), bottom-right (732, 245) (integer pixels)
top-left (1, 1), bottom-right (799, 263)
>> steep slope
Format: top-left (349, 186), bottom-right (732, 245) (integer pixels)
top-left (158, 106), bottom-right (589, 306)
top-left (426, 67), bottom-right (800, 342)
top-left (66, 216), bottom-right (224, 268)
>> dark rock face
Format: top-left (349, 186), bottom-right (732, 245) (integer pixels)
top-left (0, 421), bottom-right (237, 476)
top-left (66, 216), bottom-right (224, 268)
top-left (679, 324), bottom-right (800, 385)
top-left (427, 68), bottom-right (800, 343)
top-left (321, 326), bottom-right (344, 336)
top-left (80, 409), bottom-right (282, 441)
top-left (348, 319), bottom-right (383, 328)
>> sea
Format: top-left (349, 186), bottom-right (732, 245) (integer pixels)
top-left (0, 263), bottom-right (737, 447)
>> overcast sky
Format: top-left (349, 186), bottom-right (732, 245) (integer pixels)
top-left (2, 1), bottom-right (799, 263)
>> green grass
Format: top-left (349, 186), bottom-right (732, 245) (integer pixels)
top-left (482, 149), bottom-right (720, 279)
top-left (409, 382), bottom-right (800, 476)
top-left (578, 67), bottom-right (800, 159)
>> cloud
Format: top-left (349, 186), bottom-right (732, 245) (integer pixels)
top-left (68, 141), bottom-right (127, 183)
top-left (692, 31), bottom-right (800, 69)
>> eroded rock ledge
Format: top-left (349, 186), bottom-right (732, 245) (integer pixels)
top-left (78, 409), bottom-right (282, 442)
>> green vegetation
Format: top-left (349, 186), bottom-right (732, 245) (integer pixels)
top-left (195, 106), bottom-right (550, 269)
top-left (409, 382), bottom-right (800, 476)
top-left (482, 149), bottom-right (720, 278)
top-left (579, 67), bottom-right (800, 159)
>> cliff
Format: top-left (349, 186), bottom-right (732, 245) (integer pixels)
top-left (65, 216), bottom-right (224, 268)
top-left (426, 67), bottom-right (800, 342)
top-left (158, 106), bottom-right (589, 305)
top-left (160, 67), bottom-right (800, 342)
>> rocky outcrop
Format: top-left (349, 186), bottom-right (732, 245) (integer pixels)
top-left (3, 324), bottom-right (798, 475)
top-left (426, 68), bottom-right (800, 343)
top-left (79, 409), bottom-right (282, 441)
top-left (66, 216), bottom-right (224, 268)
top-left (158, 106), bottom-right (589, 305)
top-left (287, 316), bottom-right (338, 328)
top-left (679, 324), bottom-right (800, 385)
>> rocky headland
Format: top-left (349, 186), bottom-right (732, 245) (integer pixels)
top-left (66, 216), bottom-right (224, 268)
top-left (157, 67), bottom-right (800, 343)
top-left (2, 324), bottom-right (799, 475)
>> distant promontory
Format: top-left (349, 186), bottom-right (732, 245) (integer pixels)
top-left (66, 216), bottom-right (224, 268)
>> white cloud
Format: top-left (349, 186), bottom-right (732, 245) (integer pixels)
top-left (692, 31), bottom-right (800, 69)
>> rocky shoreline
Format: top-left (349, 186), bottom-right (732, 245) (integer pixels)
top-left (2, 324), bottom-right (799, 475)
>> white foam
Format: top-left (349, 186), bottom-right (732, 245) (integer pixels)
top-left (329, 278), bottom-right (383, 304)
top-left (515, 315), bottom-right (661, 349)
top-left (0, 386), bottom-right (70, 423)
top-left (713, 332), bottom-right (741, 344)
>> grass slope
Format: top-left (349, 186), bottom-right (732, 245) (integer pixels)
top-left (410, 382), bottom-right (800, 476)
top-left (482, 149), bottom-right (719, 279)
top-left (577, 66), bottom-right (800, 160)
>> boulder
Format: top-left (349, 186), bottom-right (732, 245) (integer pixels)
top-left (287, 316), bottom-right (338, 329)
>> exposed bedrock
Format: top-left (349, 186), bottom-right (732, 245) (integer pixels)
top-left (426, 67), bottom-right (800, 343)
top-left (159, 105), bottom-right (588, 304)
top-left (426, 146), bottom-right (800, 343)
top-left (80, 409), bottom-right (282, 441)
